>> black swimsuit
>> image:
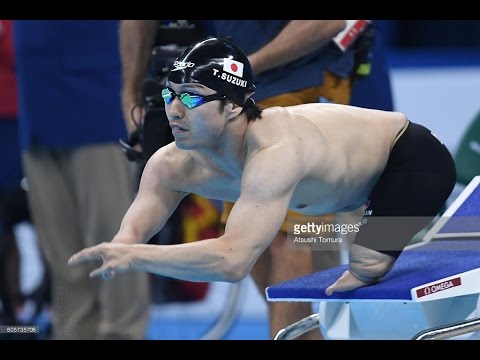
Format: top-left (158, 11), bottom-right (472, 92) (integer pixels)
top-left (353, 121), bottom-right (457, 259)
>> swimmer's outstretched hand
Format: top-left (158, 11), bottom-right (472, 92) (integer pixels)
top-left (326, 244), bottom-right (396, 296)
top-left (68, 243), bottom-right (134, 280)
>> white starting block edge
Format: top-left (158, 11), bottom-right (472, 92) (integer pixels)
top-left (423, 176), bottom-right (480, 242)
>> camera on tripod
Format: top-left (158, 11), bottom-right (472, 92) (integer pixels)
top-left (151, 20), bottom-right (206, 85)
top-left (120, 21), bottom-right (206, 162)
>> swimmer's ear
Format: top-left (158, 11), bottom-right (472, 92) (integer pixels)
top-left (225, 100), bottom-right (243, 120)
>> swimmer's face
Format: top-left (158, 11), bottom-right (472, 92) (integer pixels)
top-left (165, 82), bottom-right (238, 150)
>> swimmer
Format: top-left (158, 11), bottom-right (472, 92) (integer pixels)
top-left (69, 37), bottom-right (456, 303)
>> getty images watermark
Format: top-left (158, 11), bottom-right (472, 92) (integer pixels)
top-left (287, 215), bottom-right (361, 251)
top-left (287, 215), bottom-right (480, 252)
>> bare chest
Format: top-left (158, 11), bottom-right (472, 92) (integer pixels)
top-left (186, 171), bottom-right (242, 203)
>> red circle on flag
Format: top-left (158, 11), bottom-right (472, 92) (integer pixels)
top-left (231, 64), bottom-right (238, 72)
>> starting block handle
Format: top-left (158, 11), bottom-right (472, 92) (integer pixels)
top-left (413, 317), bottom-right (480, 340)
top-left (274, 313), bottom-right (320, 340)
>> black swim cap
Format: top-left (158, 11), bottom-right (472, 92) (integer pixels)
top-left (167, 37), bottom-right (256, 106)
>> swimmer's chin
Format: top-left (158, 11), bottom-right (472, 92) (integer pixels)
top-left (173, 140), bottom-right (204, 151)
top-left (173, 140), bottom-right (193, 150)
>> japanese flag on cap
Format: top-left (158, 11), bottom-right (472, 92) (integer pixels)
top-left (223, 58), bottom-right (244, 78)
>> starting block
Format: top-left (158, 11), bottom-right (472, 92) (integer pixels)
top-left (266, 176), bottom-right (480, 340)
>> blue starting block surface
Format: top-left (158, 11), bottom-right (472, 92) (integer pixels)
top-left (267, 177), bottom-right (480, 303)
top-left (266, 240), bottom-right (480, 302)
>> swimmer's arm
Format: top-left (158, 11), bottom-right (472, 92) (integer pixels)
top-left (130, 145), bottom-right (300, 282)
top-left (69, 145), bottom-right (300, 282)
top-left (138, 182), bottom-right (293, 283)
top-left (213, 146), bottom-right (302, 280)
top-left (249, 20), bottom-right (346, 76)
top-left (112, 152), bottom-right (188, 245)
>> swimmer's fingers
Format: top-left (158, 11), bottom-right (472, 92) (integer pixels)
top-left (325, 270), bottom-right (371, 296)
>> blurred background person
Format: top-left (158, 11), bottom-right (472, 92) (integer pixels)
top-left (349, 20), bottom-right (394, 112)
top-left (0, 19), bottom-right (51, 337)
top-left (12, 20), bottom-right (150, 339)
top-left (0, 18), bottom-right (30, 330)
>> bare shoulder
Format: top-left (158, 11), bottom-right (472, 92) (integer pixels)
top-left (245, 106), bottom-right (299, 147)
top-left (243, 111), bottom-right (306, 195)
top-left (249, 103), bottom-right (408, 138)
top-left (144, 143), bottom-right (196, 189)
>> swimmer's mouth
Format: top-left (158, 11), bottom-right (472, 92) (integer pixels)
top-left (170, 124), bottom-right (187, 131)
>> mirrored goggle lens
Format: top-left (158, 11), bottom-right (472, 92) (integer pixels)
top-left (161, 88), bottom-right (205, 109)
top-left (179, 93), bottom-right (204, 109)
top-left (161, 88), bottom-right (174, 104)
